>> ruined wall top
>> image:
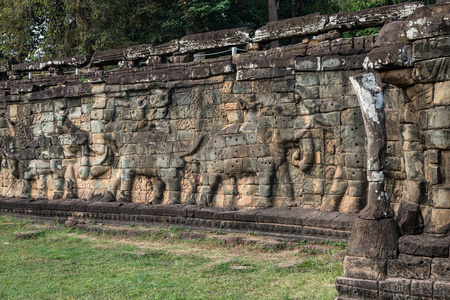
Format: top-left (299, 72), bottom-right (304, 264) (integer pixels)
top-left (0, 1), bottom-right (426, 75)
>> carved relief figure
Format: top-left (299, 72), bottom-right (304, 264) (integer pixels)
top-left (188, 102), bottom-right (307, 207)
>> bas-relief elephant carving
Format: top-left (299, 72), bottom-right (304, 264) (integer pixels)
top-left (294, 86), bottom-right (367, 213)
top-left (187, 104), bottom-right (315, 208)
top-left (0, 101), bottom-right (90, 200)
top-left (99, 87), bottom-right (204, 204)
top-left (101, 128), bottom-right (203, 204)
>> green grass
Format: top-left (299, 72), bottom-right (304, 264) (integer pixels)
top-left (0, 215), bottom-right (345, 299)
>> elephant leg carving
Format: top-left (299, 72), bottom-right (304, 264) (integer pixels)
top-left (150, 177), bottom-right (165, 204)
top-left (118, 168), bottom-right (133, 202)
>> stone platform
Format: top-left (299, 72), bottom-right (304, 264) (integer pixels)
top-left (336, 233), bottom-right (450, 299)
top-left (0, 198), bottom-right (355, 242)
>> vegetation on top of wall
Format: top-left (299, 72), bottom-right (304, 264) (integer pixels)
top-left (0, 0), bottom-right (435, 62)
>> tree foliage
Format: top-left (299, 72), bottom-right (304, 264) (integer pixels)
top-left (0, 0), bottom-right (433, 61)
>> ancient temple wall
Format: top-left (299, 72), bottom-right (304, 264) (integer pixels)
top-left (0, 2), bottom-right (448, 230)
top-left (0, 2), bottom-right (449, 299)
top-left (0, 53), bottom-right (408, 211)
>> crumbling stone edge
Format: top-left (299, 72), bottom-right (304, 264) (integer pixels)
top-left (0, 198), bottom-right (355, 242)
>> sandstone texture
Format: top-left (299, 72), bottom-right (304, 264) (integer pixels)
top-left (0, 2), bottom-right (449, 299)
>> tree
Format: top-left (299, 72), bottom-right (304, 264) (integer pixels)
top-left (292, 0), bottom-right (303, 18)
top-left (268, 0), bottom-right (279, 48)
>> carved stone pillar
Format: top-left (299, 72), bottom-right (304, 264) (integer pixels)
top-left (347, 72), bottom-right (399, 260)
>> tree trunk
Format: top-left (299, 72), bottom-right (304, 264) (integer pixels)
top-left (268, 0), bottom-right (279, 48)
top-left (292, 0), bottom-right (303, 18)
top-left (291, 0), bottom-right (303, 44)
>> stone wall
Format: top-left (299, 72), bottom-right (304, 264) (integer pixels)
top-left (0, 2), bottom-right (449, 298)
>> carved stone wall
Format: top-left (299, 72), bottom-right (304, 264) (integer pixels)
top-left (0, 1), bottom-right (449, 299)
top-left (0, 2), bottom-right (447, 217)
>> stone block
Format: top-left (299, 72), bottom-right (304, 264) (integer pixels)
top-left (344, 168), bottom-right (366, 181)
top-left (347, 218), bottom-right (399, 259)
top-left (434, 281), bottom-right (450, 299)
top-left (413, 36), bottom-right (450, 61)
top-left (413, 58), bottom-right (450, 83)
top-left (401, 124), bottom-right (421, 143)
top-left (366, 45), bottom-right (413, 70)
top-left (314, 112), bottom-right (340, 127)
top-left (431, 258), bottom-right (450, 281)
top-left (232, 81), bottom-right (252, 94)
top-left (379, 278), bottom-right (411, 295)
top-left (424, 208), bottom-right (450, 235)
top-left (432, 185), bottom-right (450, 209)
top-left (224, 158), bottom-right (243, 174)
top-left (159, 168), bottom-right (177, 179)
top-left (342, 137), bottom-right (366, 154)
top-left (320, 85), bottom-right (344, 98)
top-left (341, 125), bottom-right (365, 140)
top-left (296, 73), bottom-right (319, 86)
top-left (410, 280), bottom-right (433, 297)
top-left (321, 55), bottom-right (345, 70)
top-left (319, 71), bottom-right (345, 85)
top-left (403, 4), bottom-right (450, 40)
top-left (341, 108), bottom-right (364, 125)
top-left (374, 21), bottom-right (407, 48)
top-left (427, 107), bottom-right (450, 129)
top-left (395, 201), bottom-right (424, 235)
top-left (295, 56), bottom-right (320, 71)
top-left (335, 277), bottom-right (379, 299)
top-left (295, 86), bottom-right (319, 99)
top-left (344, 256), bottom-right (387, 281)
top-left (425, 130), bottom-right (450, 149)
top-left (320, 97), bottom-right (345, 112)
top-left (387, 254), bottom-right (431, 280)
top-left (344, 54), bottom-right (366, 70)
top-left (404, 151), bottom-right (425, 181)
top-left (434, 81), bottom-right (450, 106)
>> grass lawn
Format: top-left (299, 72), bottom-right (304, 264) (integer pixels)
top-left (0, 215), bottom-right (345, 299)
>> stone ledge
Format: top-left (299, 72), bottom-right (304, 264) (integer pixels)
top-left (0, 198), bottom-right (356, 242)
top-left (336, 276), bottom-right (449, 299)
top-left (398, 234), bottom-right (450, 257)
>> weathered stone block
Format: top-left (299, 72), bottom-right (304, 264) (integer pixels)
top-left (424, 208), bottom-right (450, 235)
top-left (295, 85), bottom-right (319, 99)
top-left (395, 201), bottom-right (424, 235)
top-left (321, 55), bottom-right (345, 71)
top-left (344, 256), bottom-right (387, 281)
top-left (413, 58), bottom-right (450, 83)
top-left (374, 21), bottom-right (408, 48)
top-left (424, 130), bottom-right (450, 149)
top-left (336, 279), bottom-right (379, 299)
top-left (387, 254), bottom-right (431, 280)
top-left (434, 81), bottom-right (450, 106)
top-left (427, 107), bottom-right (450, 129)
top-left (296, 73), bottom-right (319, 86)
top-left (403, 4), bottom-right (450, 40)
top-left (254, 13), bottom-right (328, 42)
top-left (431, 258), bottom-right (450, 281)
top-left (341, 108), bottom-right (364, 125)
top-left (430, 185), bottom-right (449, 209)
top-left (434, 281), bottom-right (450, 299)
top-left (379, 278), bottom-right (411, 295)
top-left (347, 218), bottom-right (399, 259)
top-left (404, 151), bottom-right (425, 181)
top-left (180, 27), bottom-right (253, 54)
top-left (410, 280), bottom-right (433, 297)
top-left (366, 45), bottom-right (413, 69)
top-left (320, 84), bottom-right (344, 98)
top-left (328, 2), bottom-right (423, 31)
top-left (295, 57), bottom-right (320, 71)
top-left (413, 36), bottom-right (450, 62)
